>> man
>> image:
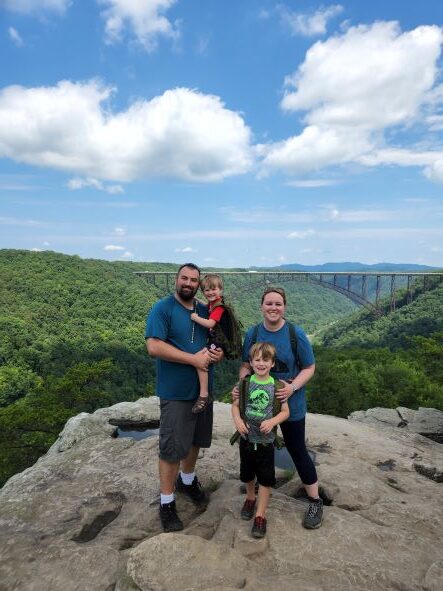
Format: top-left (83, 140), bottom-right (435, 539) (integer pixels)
top-left (145, 263), bottom-right (223, 532)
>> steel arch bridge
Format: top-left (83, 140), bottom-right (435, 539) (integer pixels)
top-left (134, 271), bottom-right (443, 316)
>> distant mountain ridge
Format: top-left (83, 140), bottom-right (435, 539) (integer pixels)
top-left (251, 262), bottom-right (440, 272)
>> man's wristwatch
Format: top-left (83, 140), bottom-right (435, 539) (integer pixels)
top-left (291, 382), bottom-right (299, 394)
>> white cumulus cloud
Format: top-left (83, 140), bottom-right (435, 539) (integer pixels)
top-left (104, 244), bottom-right (125, 251)
top-left (68, 177), bottom-right (124, 194)
top-left (287, 229), bottom-right (316, 239)
top-left (8, 27), bottom-right (24, 47)
top-left (0, 80), bottom-right (253, 183)
top-left (262, 21), bottom-right (443, 178)
top-left (424, 159), bottom-right (443, 184)
top-left (175, 246), bottom-right (197, 253)
top-left (2, 0), bottom-right (69, 14)
top-left (98, 0), bottom-right (179, 51)
top-left (121, 250), bottom-right (134, 259)
top-left (281, 22), bottom-right (442, 127)
top-left (286, 179), bottom-right (339, 187)
top-left (280, 4), bottom-right (343, 37)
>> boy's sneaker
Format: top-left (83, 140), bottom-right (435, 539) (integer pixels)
top-left (191, 396), bottom-right (210, 414)
top-left (241, 498), bottom-right (256, 521)
top-left (176, 474), bottom-right (207, 506)
top-left (303, 497), bottom-right (323, 529)
top-left (159, 501), bottom-right (183, 533)
top-left (251, 516), bottom-right (267, 538)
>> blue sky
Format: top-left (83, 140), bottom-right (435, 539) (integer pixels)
top-left (1, 0), bottom-right (442, 268)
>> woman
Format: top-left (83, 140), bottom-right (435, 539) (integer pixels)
top-left (236, 286), bottom-right (323, 529)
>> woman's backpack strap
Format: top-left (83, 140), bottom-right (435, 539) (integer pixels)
top-left (250, 321), bottom-right (300, 370)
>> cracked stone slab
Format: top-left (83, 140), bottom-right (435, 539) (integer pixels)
top-left (0, 401), bottom-right (442, 591)
top-left (349, 406), bottom-right (443, 443)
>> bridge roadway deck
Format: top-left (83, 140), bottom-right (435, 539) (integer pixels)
top-left (135, 270), bottom-right (443, 315)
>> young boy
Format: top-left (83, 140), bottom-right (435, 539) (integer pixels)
top-left (190, 274), bottom-right (227, 414)
top-left (231, 342), bottom-right (290, 538)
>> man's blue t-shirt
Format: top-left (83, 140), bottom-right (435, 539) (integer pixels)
top-left (145, 295), bottom-right (212, 401)
top-left (242, 322), bottom-right (315, 421)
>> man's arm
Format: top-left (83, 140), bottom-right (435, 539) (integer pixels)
top-left (146, 338), bottom-right (210, 371)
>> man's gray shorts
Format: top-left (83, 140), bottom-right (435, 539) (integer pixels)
top-left (159, 399), bottom-right (213, 462)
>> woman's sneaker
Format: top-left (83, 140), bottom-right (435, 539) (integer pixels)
top-left (159, 500), bottom-right (183, 533)
top-left (303, 497), bottom-right (323, 529)
top-left (251, 516), bottom-right (267, 538)
top-left (240, 498), bottom-right (256, 520)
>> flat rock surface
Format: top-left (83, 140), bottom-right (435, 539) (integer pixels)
top-left (349, 406), bottom-right (443, 443)
top-left (0, 399), bottom-right (442, 591)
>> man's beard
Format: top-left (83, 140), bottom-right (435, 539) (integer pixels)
top-left (177, 286), bottom-right (198, 301)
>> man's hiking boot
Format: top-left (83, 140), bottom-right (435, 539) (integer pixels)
top-left (176, 474), bottom-right (207, 506)
top-left (251, 516), bottom-right (267, 538)
top-left (159, 501), bottom-right (183, 533)
top-left (303, 497), bottom-right (323, 529)
top-left (241, 498), bottom-right (256, 520)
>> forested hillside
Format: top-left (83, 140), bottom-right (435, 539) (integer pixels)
top-left (0, 249), bottom-right (356, 485)
top-left (1, 249), bottom-right (441, 486)
top-left (308, 280), bottom-right (443, 418)
top-left (316, 278), bottom-right (443, 349)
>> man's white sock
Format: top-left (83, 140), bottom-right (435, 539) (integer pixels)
top-left (180, 471), bottom-right (195, 485)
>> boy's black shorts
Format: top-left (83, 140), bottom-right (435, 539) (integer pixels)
top-left (239, 438), bottom-right (276, 487)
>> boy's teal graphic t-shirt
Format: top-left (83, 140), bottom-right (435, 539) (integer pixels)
top-left (245, 375), bottom-right (275, 444)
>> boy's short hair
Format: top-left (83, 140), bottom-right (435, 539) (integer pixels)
top-left (200, 273), bottom-right (223, 291)
top-left (249, 342), bottom-right (276, 362)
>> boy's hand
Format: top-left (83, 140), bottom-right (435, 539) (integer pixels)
top-left (260, 419), bottom-right (275, 434)
top-left (234, 416), bottom-right (249, 436)
top-left (208, 346), bottom-right (223, 364)
top-left (191, 312), bottom-right (199, 321)
top-left (231, 383), bottom-right (240, 401)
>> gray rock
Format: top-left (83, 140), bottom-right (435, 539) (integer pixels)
top-left (348, 407), bottom-right (404, 428)
top-left (410, 407), bottom-right (443, 442)
top-left (0, 400), bottom-right (442, 591)
top-left (127, 533), bottom-right (250, 591)
top-left (349, 406), bottom-right (443, 442)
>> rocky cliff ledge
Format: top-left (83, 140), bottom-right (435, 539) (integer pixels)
top-left (0, 399), bottom-right (442, 591)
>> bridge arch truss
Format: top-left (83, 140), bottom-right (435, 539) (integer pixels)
top-left (135, 271), bottom-right (443, 316)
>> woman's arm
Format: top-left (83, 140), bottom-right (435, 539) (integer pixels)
top-left (291, 364), bottom-right (315, 391)
top-left (190, 312), bottom-right (217, 329)
top-left (276, 364), bottom-right (316, 401)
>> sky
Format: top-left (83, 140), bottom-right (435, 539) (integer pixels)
top-left (0, 0), bottom-right (442, 269)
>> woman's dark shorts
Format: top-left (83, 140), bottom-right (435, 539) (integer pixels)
top-left (159, 399), bottom-right (213, 462)
top-left (239, 438), bottom-right (276, 487)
